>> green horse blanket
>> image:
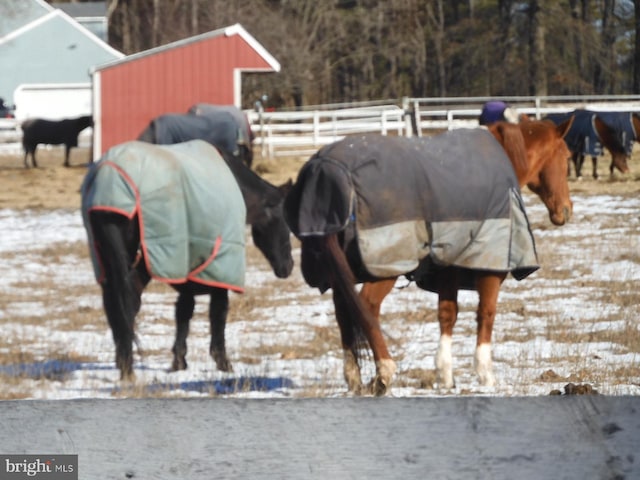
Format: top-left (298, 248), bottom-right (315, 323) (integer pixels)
top-left (81, 140), bottom-right (246, 291)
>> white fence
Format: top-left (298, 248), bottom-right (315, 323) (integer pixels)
top-left (3, 95), bottom-right (640, 160)
top-left (247, 104), bottom-right (408, 158)
top-left (251, 95), bottom-right (640, 158)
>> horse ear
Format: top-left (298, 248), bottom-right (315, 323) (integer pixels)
top-left (557, 116), bottom-right (574, 139)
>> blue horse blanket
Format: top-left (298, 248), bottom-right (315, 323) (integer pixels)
top-left (81, 140), bottom-right (246, 291)
top-left (545, 109), bottom-right (631, 156)
top-left (594, 111), bottom-right (636, 155)
top-left (285, 131), bottom-right (539, 292)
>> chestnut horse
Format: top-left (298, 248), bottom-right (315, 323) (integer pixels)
top-left (545, 109), bottom-right (630, 179)
top-left (285, 118), bottom-right (573, 396)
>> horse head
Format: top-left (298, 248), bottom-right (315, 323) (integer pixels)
top-left (250, 179), bottom-right (294, 279)
top-left (490, 118), bottom-right (574, 226)
top-left (522, 118), bottom-right (574, 226)
top-left (137, 120), bottom-right (157, 143)
top-left (594, 116), bottom-right (630, 174)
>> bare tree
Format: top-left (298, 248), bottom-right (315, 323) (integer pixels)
top-left (634, 0), bottom-right (640, 92)
top-left (528, 0), bottom-right (548, 96)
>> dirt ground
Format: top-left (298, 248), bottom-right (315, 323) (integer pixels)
top-left (0, 147), bottom-right (308, 210)
top-left (1, 145), bottom-right (640, 211)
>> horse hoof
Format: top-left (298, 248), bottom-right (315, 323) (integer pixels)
top-left (370, 376), bottom-right (390, 397)
top-left (170, 358), bottom-right (187, 371)
top-left (371, 358), bottom-right (396, 396)
top-left (215, 358), bottom-right (233, 372)
top-left (120, 371), bottom-right (136, 383)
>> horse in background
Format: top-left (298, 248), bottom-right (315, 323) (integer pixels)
top-left (21, 115), bottom-right (93, 168)
top-left (188, 103), bottom-right (255, 167)
top-left (138, 106), bottom-right (253, 167)
top-left (544, 109), bottom-right (629, 179)
top-left (284, 121), bottom-right (572, 396)
top-left (82, 140), bottom-right (293, 380)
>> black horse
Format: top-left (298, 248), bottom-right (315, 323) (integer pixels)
top-left (138, 108), bottom-right (253, 168)
top-left (82, 140), bottom-right (293, 380)
top-left (21, 115), bottom-right (93, 168)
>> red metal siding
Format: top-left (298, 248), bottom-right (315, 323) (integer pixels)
top-left (98, 32), bottom-right (275, 154)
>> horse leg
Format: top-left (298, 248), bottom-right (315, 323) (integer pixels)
top-left (171, 292), bottom-right (195, 371)
top-left (592, 156), bottom-right (598, 180)
top-left (64, 145), bottom-right (71, 167)
top-left (573, 152), bottom-right (583, 178)
top-left (568, 152), bottom-right (575, 177)
top-left (24, 148), bottom-right (38, 168)
top-left (332, 288), bottom-right (364, 393)
top-left (359, 278), bottom-right (396, 320)
top-left (331, 293), bottom-right (393, 396)
top-left (333, 288), bottom-right (396, 395)
top-left (209, 288), bottom-right (233, 372)
top-left (474, 271), bottom-right (507, 387)
top-left (435, 268), bottom-right (459, 389)
top-left (358, 279), bottom-right (397, 395)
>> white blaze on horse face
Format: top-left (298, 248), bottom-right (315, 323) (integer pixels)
top-left (435, 334), bottom-right (454, 389)
top-left (474, 343), bottom-right (496, 387)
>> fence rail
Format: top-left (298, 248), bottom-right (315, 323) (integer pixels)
top-left (247, 105), bottom-right (407, 158)
top-left (3, 95), bottom-right (640, 159)
top-left (249, 95), bottom-right (640, 158)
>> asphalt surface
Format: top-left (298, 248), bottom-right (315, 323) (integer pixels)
top-left (0, 396), bottom-right (638, 479)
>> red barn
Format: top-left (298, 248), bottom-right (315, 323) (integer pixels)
top-left (91, 23), bottom-right (279, 156)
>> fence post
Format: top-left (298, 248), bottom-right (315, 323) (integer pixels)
top-left (313, 111), bottom-right (320, 146)
top-left (402, 97), bottom-right (413, 138)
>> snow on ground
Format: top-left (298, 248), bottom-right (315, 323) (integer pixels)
top-left (0, 190), bottom-right (639, 399)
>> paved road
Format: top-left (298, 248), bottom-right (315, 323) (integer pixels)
top-left (0, 396), bottom-right (638, 479)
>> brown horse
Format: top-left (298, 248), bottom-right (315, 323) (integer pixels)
top-left (545, 110), bottom-right (629, 179)
top-left (285, 119), bottom-right (573, 396)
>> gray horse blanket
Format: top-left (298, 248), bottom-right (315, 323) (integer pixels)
top-left (545, 109), bottom-right (630, 156)
top-left (137, 113), bottom-right (240, 156)
top-left (188, 103), bottom-right (254, 147)
top-left (81, 140), bottom-right (246, 291)
top-left (285, 131), bottom-right (539, 292)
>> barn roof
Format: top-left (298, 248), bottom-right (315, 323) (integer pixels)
top-left (0, 3), bottom-right (122, 102)
top-left (0, 0), bottom-right (52, 38)
top-left (93, 23), bottom-right (280, 73)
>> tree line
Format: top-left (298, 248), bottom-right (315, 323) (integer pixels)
top-left (55, 0), bottom-right (640, 109)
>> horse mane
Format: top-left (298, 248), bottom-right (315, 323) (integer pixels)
top-left (488, 122), bottom-right (529, 185)
top-left (218, 149), bottom-right (286, 200)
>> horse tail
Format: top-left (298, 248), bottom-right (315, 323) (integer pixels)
top-left (489, 122), bottom-right (528, 186)
top-left (322, 233), bottom-right (373, 361)
top-left (89, 212), bottom-right (143, 378)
